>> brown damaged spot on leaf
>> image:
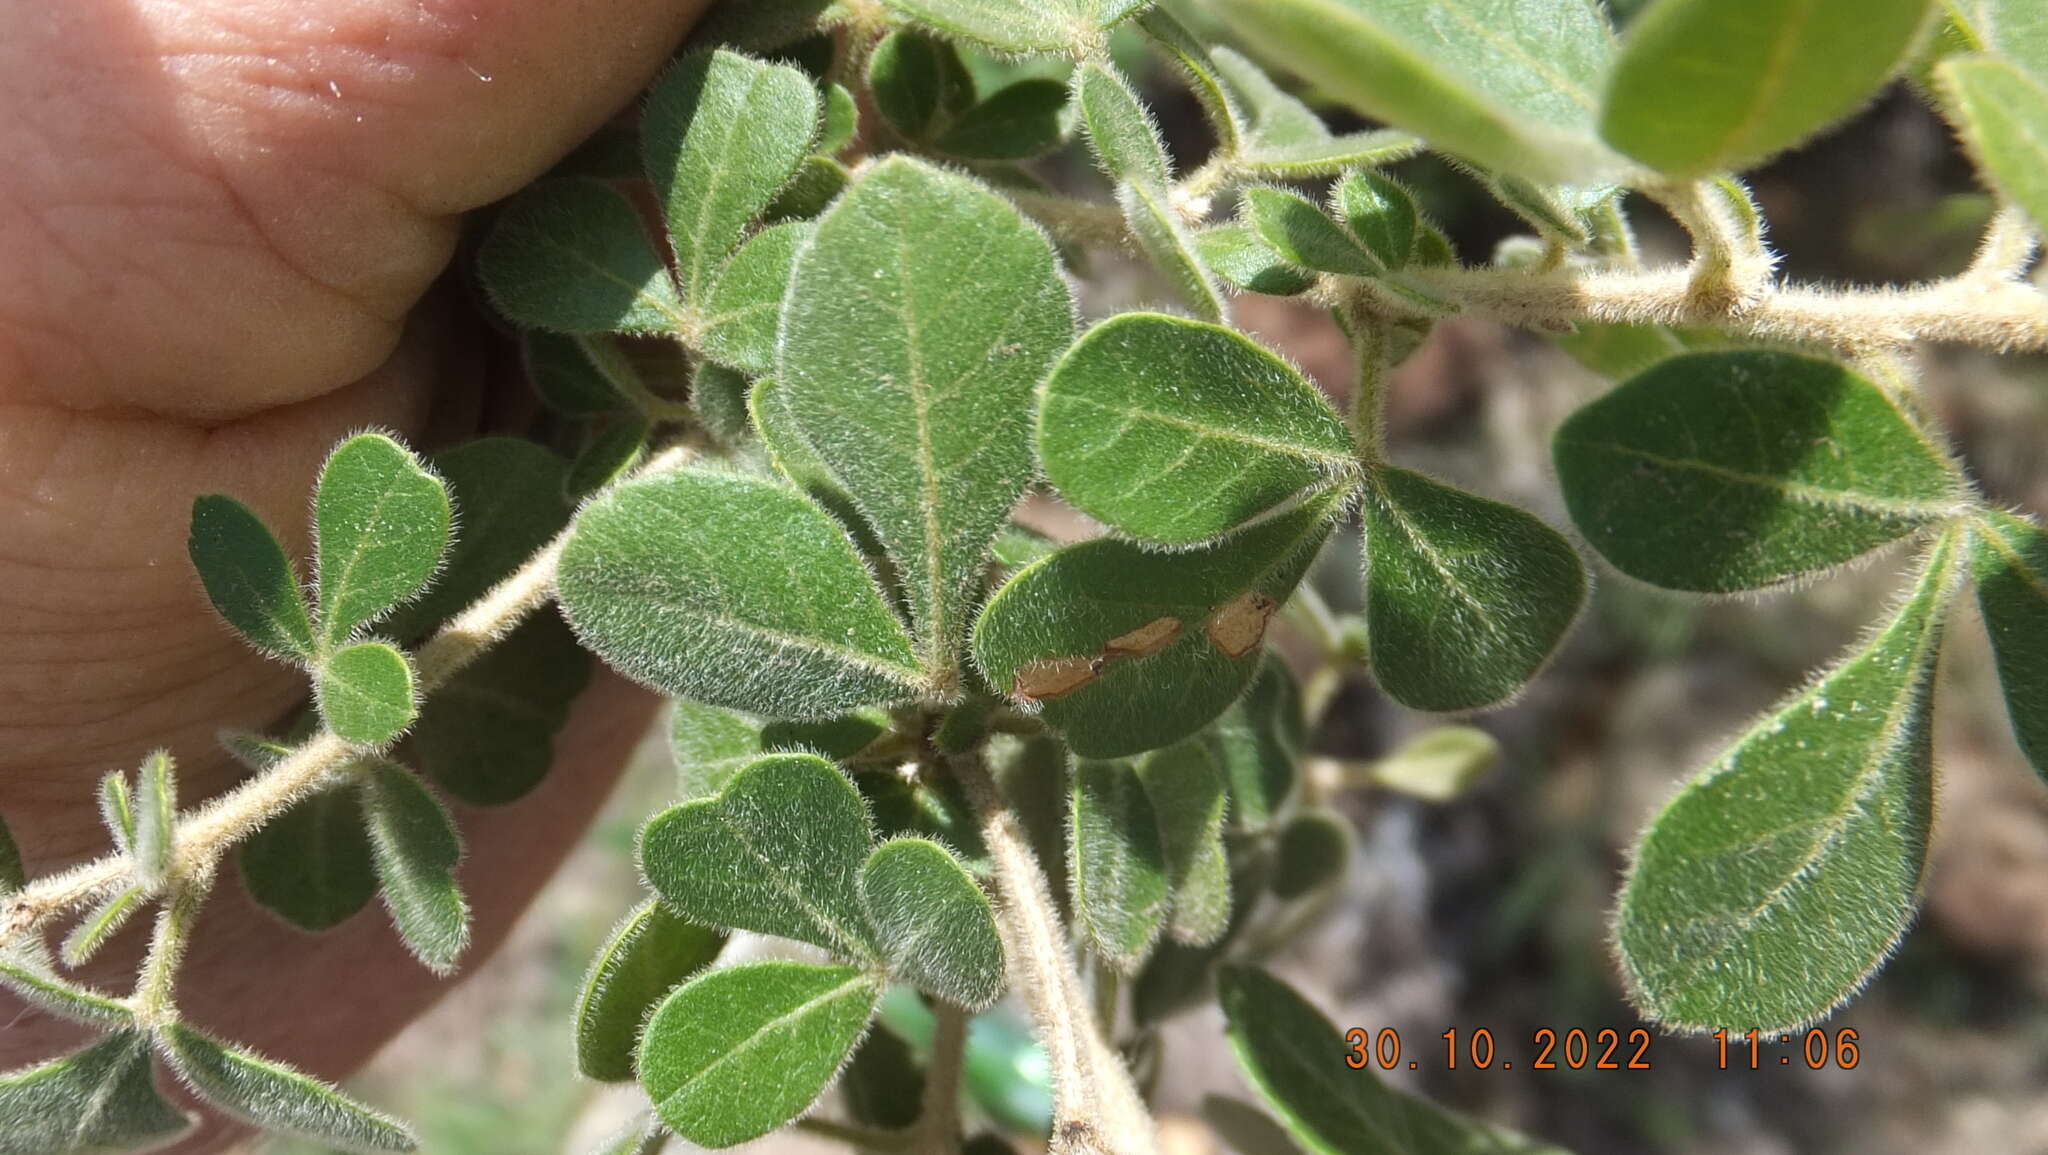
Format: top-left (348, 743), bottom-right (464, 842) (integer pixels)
top-left (1104, 617), bottom-right (1181, 659)
top-left (1014, 655), bottom-right (1103, 702)
top-left (1205, 592), bottom-right (1277, 659)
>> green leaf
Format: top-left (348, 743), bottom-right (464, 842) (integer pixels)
top-left (315, 434), bottom-right (452, 649)
top-left (1244, 187), bottom-right (1380, 278)
top-left (1076, 62), bottom-right (1171, 188)
top-left (1616, 532), bottom-right (1964, 1032)
top-left (1119, 179), bottom-right (1229, 322)
top-left (1602, 0), bottom-right (1932, 176)
top-left (1358, 468), bottom-right (1587, 712)
top-left (860, 838), bottom-right (1006, 1008)
top-left (640, 754), bottom-right (879, 959)
top-left (1487, 175), bottom-right (1596, 246)
top-left (409, 613), bottom-right (591, 806)
top-left (522, 332), bottom-right (630, 416)
top-left (822, 82), bottom-right (859, 153)
top-left (557, 470), bottom-right (924, 717)
top-left (131, 750), bottom-right (175, 892)
top-left (478, 178), bottom-right (684, 334)
top-left (780, 156), bottom-right (1075, 673)
top-left (0, 1031), bottom-right (192, 1154)
top-left (1369, 726), bottom-right (1501, 801)
top-left (1196, 225), bottom-right (1317, 296)
top-left (1971, 512), bottom-right (2048, 782)
top-left (935, 80), bottom-right (1072, 160)
top-left (359, 762), bottom-right (469, 975)
top-left (1949, 0), bottom-right (2048, 75)
top-left (691, 362), bottom-right (755, 445)
top-left (592, 1113), bottom-right (671, 1155)
top-left (1137, 11), bottom-right (1249, 155)
top-left (319, 642), bottom-right (419, 747)
top-left (1334, 172), bottom-right (1418, 270)
top-left (644, 50), bottom-right (820, 305)
top-left (869, 30), bottom-right (976, 141)
top-left (0, 955), bottom-right (133, 1026)
top-left (1553, 351), bottom-right (1965, 592)
top-left (1207, 654), bottom-right (1304, 829)
top-left (1218, 0), bottom-right (1621, 182)
top-left (576, 899), bottom-right (728, 1082)
top-left (1070, 759), bottom-right (1169, 972)
top-left (990, 734), bottom-right (1072, 916)
top-left (188, 496), bottom-right (315, 662)
top-left (973, 495), bottom-right (1338, 758)
top-left (158, 1024), bottom-right (416, 1152)
top-left (1219, 967), bottom-right (1570, 1154)
top-left (881, 0), bottom-right (1077, 53)
top-left (1208, 46), bottom-right (1421, 177)
top-left (1938, 55), bottom-right (2048, 234)
top-left (765, 156), bottom-right (853, 224)
top-left (842, 1025), bottom-right (925, 1130)
top-left (639, 961), bottom-right (881, 1148)
top-left (1137, 739), bottom-right (1231, 945)
top-left (1271, 811), bottom-right (1351, 900)
top-left (1040, 313), bottom-right (1355, 544)
top-left (669, 701), bottom-right (770, 798)
top-left (240, 784), bottom-right (376, 932)
top-left (700, 221), bottom-right (812, 375)
top-left (384, 438), bottom-right (572, 641)
top-left (60, 887), bottom-right (146, 968)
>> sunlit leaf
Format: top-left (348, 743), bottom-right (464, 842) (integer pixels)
top-left (315, 434), bottom-right (451, 649)
top-left (159, 1024), bottom-right (416, 1152)
top-left (701, 222), bottom-right (812, 375)
top-left (1071, 759), bottom-right (1169, 972)
top-left (478, 178), bottom-right (684, 335)
top-left (1971, 512), bottom-right (2048, 782)
top-left (319, 642), bottom-right (418, 748)
top-left (576, 900), bottom-right (727, 1082)
top-left (360, 762), bottom-right (469, 975)
top-left (0, 1031), bottom-right (192, 1153)
top-left (861, 838), bottom-right (1006, 1008)
top-left (1938, 54), bottom-right (2048, 235)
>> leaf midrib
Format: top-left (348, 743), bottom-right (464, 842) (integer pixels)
top-left (1561, 437), bottom-right (1963, 520)
top-left (657, 972), bottom-right (875, 1114)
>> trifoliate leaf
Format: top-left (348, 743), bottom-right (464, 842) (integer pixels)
top-left (973, 495), bottom-right (1338, 758)
top-left (384, 438), bottom-right (573, 641)
top-left (1196, 225), bottom-right (1317, 296)
top-left (1071, 759), bottom-right (1169, 973)
top-left (1270, 811), bottom-right (1351, 900)
top-left (643, 50), bottom-right (820, 305)
top-left (556, 470), bottom-right (924, 718)
top-left (1244, 186), bottom-right (1381, 278)
top-left (1219, 967), bottom-right (1571, 1154)
top-left (700, 221), bottom-right (812, 375)
top-left (1359, 468), bottom-right (1587, 712)
top-left (780, 156), bottom-right (1074, 674)
top-left (1137, 739), bottom-right (1231, 945)
top-left (1039, 313), bottom-right (1355, 544)
top-left (1335, 172), bottom-right (1419, 271)
top-left (409, 613), bottom-right (591, 806)
top-left (1938, 55), bottom-right (2048, 235)
top-left (158, 1024), bottom-right (415, 1152)
top-left (640, 754), bottom-right (880, 959)
top-left (0, 955), bottom-right (132, 1025)
top-left (1616, 532), bottom-right (1964, 1032)
top-left (319, 642), bottom-right (418, 748)
top-left (478, 178), bottom-right (684, 335)
top-left (0, 1031), bottom-right (192, 1153)
top-left (360, 762), bottom-right (469, 975)
top-left (1207, 654), bottom-right (1305, 829)
top-left (240, 784), bottom-right (376, 932)
top-left (315, 434), bottom-right (451, 649)
top-left (188, 495), bottom-right (315, 663)
top-left (131, 750), bottom-right (175, 892)
top-left (934, 80), bottom-right (1072, 160)
top-left (1972, 512), bottom-right (2048, 782)
top-left (1554, 352), bottom-right (1966, 592)
top-left (1076, 62), bottom-right (1171, 188)
top-left (1601, 0), bottom-right (1933, 177)
top-left (576, 900), bottom-right (728, 1083)
top-left (860, 838), bottom-right (1006, 1009)
top-left (638, 961), bottom-right (881, 1148)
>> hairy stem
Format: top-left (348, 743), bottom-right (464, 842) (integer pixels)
top-left (132, 871), bottom-right (210, 1027)
top-left (952, 755), bottom-right (1156, 1155)
top-left (1965, 202), bottom-right (2040, 283)
top-left (915, 1001), bottom-right (969, 1154)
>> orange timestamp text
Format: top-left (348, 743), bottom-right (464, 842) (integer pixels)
top-left (1341, 1026), bottom-right (1861, 1072)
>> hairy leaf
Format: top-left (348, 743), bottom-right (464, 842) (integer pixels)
top-left (1076, 62), bottom-right (1172, 188)
top-left (842, 1025), bottom-right (925, 1130)
top-left (240, 784), bottom-right (376, 933)
top-left (869, 30), bottom-right (976, 141)
top-left (1602, 0), bottom-right (1932, 176)
top-left (638, 961), bottom-right (880, 1148)
top-left (0, 955), bottom-right (133, 1026)
top-left (1938, 55), bottom-right (2048, 235)
top-left (131, 751), bottom-right (175, 893)
top-left (1196, 225), bottom-right (1317, 296)
top-left (860, 838), bottom-right (1005, 1008)
top-left (1554, 351), bottom-right (1964, 591)
top-left (1271, 811), bottom-right (1351, 900)
top-left (576, 899), bottom-right (728, 1083)
top-left (1208, 654), bottom-right (1305, 829)
top-left (1616, 533), bottom-right (1963, 1032)
top-left (1071, 759), bottom-right (1169, 972)
top-left (360, 763), bottom-right (469, 975)
top-left (701, 221), bottom-right (812, 375)
top-left (1209, 46), bottom-right (1421, 176)
top-left (1335, 172), bottom-right (1419, 270)
top-left (319, 642), bottom-right (418, 748)
top-left (60, 887), bottom-right (147, 968)
top-left (1218, 0), bottom-right (1621, 182)
top-left (523, 332), bottom-right (630, 415)
top-left (557, 470), bottom-right (924, 717)
top-left (409, 613), bottom-right (591, 806)
top-left (478, 178), bottom-right (684, 334)
top-left (974, 495), bottom-right (1338, 758)
top-left (159, 1025), bottom-right (416, 1152)
top-left (565, 419), bottom-right (650, 503)
top-left (0, 1031), bottom-right (192, 1153)
top-left (1950, 0), bottom-right (2048, 75)
top-left (1244, 187), bottom-right (1381, 278)
top-left (780, 156), bottom-right (1074, 673)
top-left (644, 50), bottom-right (819, 304)
top-left (1137, 739), bottom-right (1231, 944)
top-left (1119, 181), bottom-right (1229, 322)
top-left (315, 434), bottom-right (451, 649)
top-left (881, 0), bottom-right (1076, 53)
top-left (991, 734), bottom-right (1072, 917)
top-left (1370, 726), bottom-right (1501, 801)
top-left (386, 438), bottom-right (572, 640)
top-left (640, 753), bottom-right (880, 959)
top-left (1972, 513), bottom-right (2048, 782)
top-left (1040, 313), bottom-right (1355, 544)
top-left (1359, 468), bottom-right (1586, 711)
top-left (188, 496), bottom-right (315, 663)
top-left (822, 82), bottom-right (859, 153)
top-left (934, 80), bottom-right (1072, 160)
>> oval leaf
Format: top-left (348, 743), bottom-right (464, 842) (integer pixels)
top-left (1120, 180), bottom-right (1229, 323)
top-left (576, 899), bottom-right (728, 1082)
top-left (158, 1024), bottom-right (415, 1152)
top-left (1938, 55), bottom-right (2048, 235)
top-left (315, 434), bottom-right (452, 649)
top-left (477, 178), bottom-right (684, 335)
top-left (319, 642), bottom-right (418, 748)
top-left (359, 762), bottom-right (469, 975)
top-left (1076, 62), bottom-right (1172, 188)
top-left (1137, 739), bottom-right (1232, 945)
top-left (1971, 512), bottom-right (2048, 782)
top-left (1553, 351), bottom-right (1965, 592)
top-left (1071, 760), bottom-right (1168, 974)
top-left (881, 0), bottom-right (1077, 53)
top-left (860, 837), bottom-right (1006, 1009)
top-left (557, 470), bottom-right (924, 718)
top-left (188, 496), bottom-right (315, 663)
top-left (408, 612), bottom-right (590, 807)
top-left (700, 221), bottom-right (812, 375)
top-left (934, 80), bottom-right (1072, 160)
top-left (1207, 654), bottom-right (1305, 830)
top-left (240, 784), bottom-right (376, 932)
top-left (1243, 186), bottom-right (1381, 278)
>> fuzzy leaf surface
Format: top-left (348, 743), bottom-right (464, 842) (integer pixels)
top-left (409, 613), bottom-right (590, 806)
top-left (1209, 46), bottom-right (1421, 176)
top-left (1071, 759), bottom-right (1169, 972)
top-left (360, 763), bottom-right (469, 975)
top-left (556, 470), bottom-right (923, 718)
top-left (1244, 187), bottom-right (1381, 278)
top-left (1553, 351), bottom-right (1963, 592)
top-left (934, 80), bottom-right (1072, 160)
top-left (1076, 62), bottom-right (1172, 188)
top-left (319, 642), bottom-right (418, 748)
top-left (1138, 739), bottom-right (1232, 944)
top-left (1196, 226), bottom-right (1317, 296)
top-left (0, 1031), bottom-right (192, 1153)
top-left (1119, 182), bottom-right (1229, 322)
top-left (700, 221), bottom-right (811, 375)
top-left (860, 838), bottom-right (1005, 1008)
top-left (1208, 654), bottom-right (1305, 829)
top-left (159, 1025), bottom-right (416, 1152)
top-left (478, 178), bottom-right (684, 334)
top-left (188, 496), bottom-right (315, 662)
top-left (385, 438), bottom-right (571, 640)
top-left (1335, 172), bottom-right (1419, 270)
top-left (315, 434), bottom-right (451, 649)
top-left (1040, 313), bottom-right (1354, 544)
top-left (880, 0), bottom-right (1076, 52)
top-left (1972, 513), bottom-right (2048, 782)
top-left (0, 956), bottom-right (132, 1026)
top-left (576, 899), bottom-right (727, 1082)
top-left (1938, 55), bottom-right (2048, 235)
top-left (240, 784), bottom-right (376, 932)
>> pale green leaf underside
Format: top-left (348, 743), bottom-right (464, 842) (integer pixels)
top-left (780, 156), bottom-right (1074, 673)
top-left (1971, 512), bottom-right (2048, 782)
top-left (1360, 467), bottom-right (1587, 712)
top-left (556, 470), bottom-right (923, 718)
top-left (1616, 532), bottom-right (1962, 1032)
top-left (1040, 313), bottom-right (1355, 544)
top-left (188, 496), bottom-right (315, 663)
top-left (1071, 759), bottom-right (1169, 972)
top-left (1938, 55), bottom-right (2048, 236)
top-left (1554, 351), bottom-right (1964, 592)
top-left (1208, 45), bottom-right (1422, 175)
top-left (576, 899), bottom-right (728, 1083)
top-left (159, 1024), bottom-right (416, 1153)
top-left (360, 763), bottom-right (469, 975)
top-left (860, 837), bottom-right (1006, 1009)
top-left (319, 642), bottom-right (417, 747)
top-left (315, 434), bottom-right (451, 650)
top-left (1950, 0), bottom-right (2048, 76)
top-left (477, 178), bottom-right (684, 335)
top-left (1602, 0), bottom-right (1932, 176)
top-left (638, 960), bottom-right (880, 1149)
top-left (0, 1031), bottom-right (193, 1154)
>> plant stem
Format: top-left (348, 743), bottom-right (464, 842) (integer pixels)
top-left (132, 871), bottom-right (210, 1027)
top-left (1965, 202), bottom-right (2040, 283)
top-left (915, 1001), bottom-right (970, 1154)
top-left (1345, 305), bottom-right (1391, 464)
top-left (952, 755), bottom-right (1157, 1155)
top-left (793, 1117), bottom-right (912, 1152)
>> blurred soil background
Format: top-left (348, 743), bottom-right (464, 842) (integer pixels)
top-left (263, 6), bottom-right (2048, 1153)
